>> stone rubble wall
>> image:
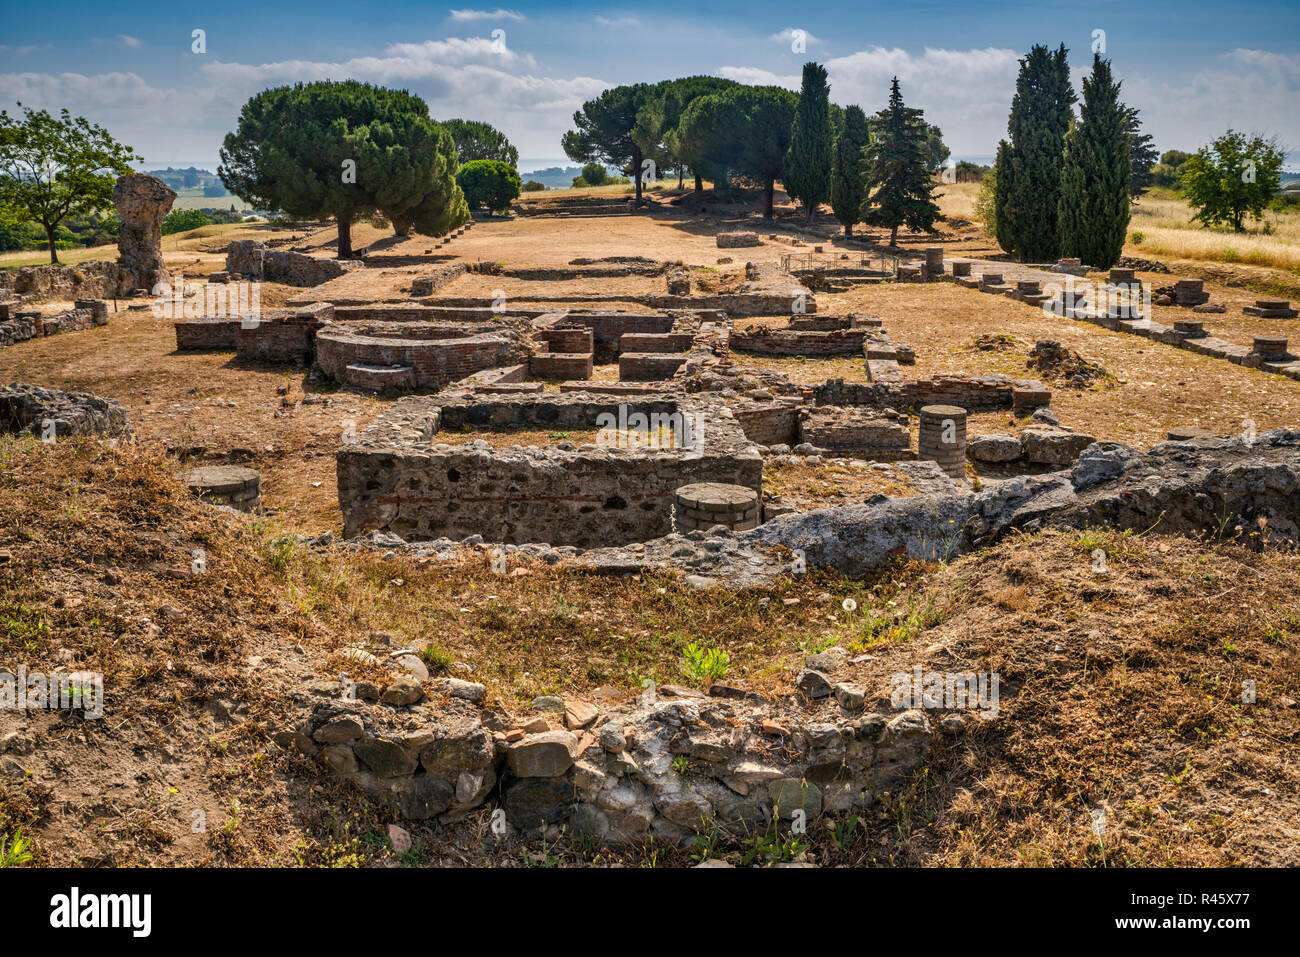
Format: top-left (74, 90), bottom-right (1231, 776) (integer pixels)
top-left (748, 432), bottom-right (1300, 576)
top-left (0, 300), bottom-right (109, 348)
top-left (225, 240), bottom-right (364, 286)
top-left (0, 383), bottom-right (130, 439)
top-left (0, 262), bottom-right (133, 303)
top-left (282, 673), bottom-right (935, 840)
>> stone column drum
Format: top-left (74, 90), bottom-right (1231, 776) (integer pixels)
top-left (674, 482), bottom-right (760, 532)
top-left (181, 465), bottom-right (261, 512)
top-left (918, 405), bottom-right (967, 480)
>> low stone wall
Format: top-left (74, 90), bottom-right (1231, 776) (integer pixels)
top-left (175, 319), bottom-right (241, 351)
top-left (813, 375), bottom-right (1051, 414)
top-left (285, 670), bottom-right (935, 839)
top-left (730, 327), bottom-right (869, 357)
top-left (226, 240), bottom-right (364, 286)
top-left (619, 352), bottom-right (690, 380)
top-left (235, 303), bottom-right (334, 363)
top-left (336, 393), bottom-right (761, 546)
top-left (0, 383), bottom-right (130, 439)
top-left (0, 300), bottom-right (109, 348)
top-left (552, 311), bottom-right (676, 362)
top-left (0, 261), bottom-right (133, 303)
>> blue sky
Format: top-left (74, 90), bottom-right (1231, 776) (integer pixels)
top-left (4, 1), bottom-right (1297, 170)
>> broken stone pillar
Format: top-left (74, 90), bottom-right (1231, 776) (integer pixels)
top-left (918, 405), bottom-right (967, 480)
top-left (113, 173), bottom-right (176, 292)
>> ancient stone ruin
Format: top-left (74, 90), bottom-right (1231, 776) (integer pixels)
top-left (113, 173), bottom-right (176, 292)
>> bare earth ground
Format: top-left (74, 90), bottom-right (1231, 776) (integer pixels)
top-left (3, 191), bottom-right (1300, 867)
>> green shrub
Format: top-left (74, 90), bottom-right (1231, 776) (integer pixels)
top-left (580, 162), bottom-right (608, 186)
top-left (161, 208), bottom-right (212, 235)
top-left (455, 159), bottom-right (522, 212)
top-left (521, 180), bottom-right (546, 192)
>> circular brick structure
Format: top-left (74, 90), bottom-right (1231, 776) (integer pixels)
top-left (181, 465), bottom-right (261, 512)
top-left (918, 405), bottom-right (968, 479)
top-left (674, 482), bottom-right (760, 532)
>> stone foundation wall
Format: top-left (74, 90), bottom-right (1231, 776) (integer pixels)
top-left (286, 680), bottom-right (935, 841)
top-left (619, 352), bottom-right (690, 380)
top-left (226, 240), bottom-right (363, 286)
top-left (731, 327), bottom-right (869, 357)
top-left (813, 375), bottom-right (1051, 414)
top-left (800, 408), bottom-right (911, 457)
top-left (337, 393), bottom-right (761, 546)
top-left (0, 300), bottom-right (109, 348)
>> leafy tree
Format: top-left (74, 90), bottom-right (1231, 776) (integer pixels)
top-left (784, 62), bottom-right (833, 223)
top-left (830, 104), bottom-right (872, 236)
top-left (455, 159), bottom-right (521, 212)
top-left (439, 118), bottom-right (519, 167)
top-left (994, 44), bottom-right (1076, 261)
top-left (162, 208), bottom-right (212, 235)
top-left (0, 104), bottom-right (138, 263)
top-left (638, 76), bottom-right (740, 193)
top-left (1123, 106), bottom-right (1157, 201)
top-left (861, 77), bottom-right (941, 247)
top-left (562, 84), bottom-right (653, 205)
top-left (1181, 130), bottom-right (1284, 232)
top-left (219, 80), bottom-right (466, 258)
top-left (580, 162), bottom-right (608, 186)
top-left (1059, 54), bottom-right (1131, 269)
top-left (674, 92), bottom-right (748, 194)
top-left (521, 180), bottom-right (546, 192)
top-left (679, 86), bottom-right (797, 218)
top-left (1151, 149), bottom-right (1193, 189)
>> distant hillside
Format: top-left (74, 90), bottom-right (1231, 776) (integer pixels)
top-left (519, 166), bottom-right (584, 189)
top-left (144, 166), bottom-right (226, 192)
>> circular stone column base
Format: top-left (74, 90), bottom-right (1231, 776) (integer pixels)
top-left (674, 482), bottom-right (760, 532)
top-left (181, 465), bottom-right (261, 512)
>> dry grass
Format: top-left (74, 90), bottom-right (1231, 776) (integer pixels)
top-left (3, 439), bottom-right (1297, 867)
top-left (1127, 191), bottom-right (1300, 274)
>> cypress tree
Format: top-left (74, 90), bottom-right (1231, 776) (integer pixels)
top-left (992, 139), bottom-right (1015, 254)
top-left (784, 62), bottom-right (833, 224)
top-left (860, 77), bottom-right (941, 248)
top-left (999, 44), bottom-right (1075, 261)
top-left (1059, 54), bottom-right (1131, 269)
top-left (830, 105), bottom-right (871, 236)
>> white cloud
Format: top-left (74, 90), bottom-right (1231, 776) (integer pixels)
top-left (1119, 49), bottom-right (1300, 153)
top-left (593, 16), bottom-right (642, 28)
top-left (0, 36), bottom-right (607, 161)
top-left (117, 35), bottom-right (143, 49)
top-left (448, 8), bottom-right (525, 21)
top-left (770, 27), bottom-right (820, 47)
